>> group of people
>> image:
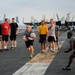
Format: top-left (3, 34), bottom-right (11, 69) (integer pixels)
top-left (1, 18), bottom-right (75, 70)
top-left (23, 19), bottom-right (75, 70)
top-left (0, 18), bottom-right (19, 52)
top-left (23, 19), bottom-right (60, 58)
top-left (38, 19), bottom-right (60, 53)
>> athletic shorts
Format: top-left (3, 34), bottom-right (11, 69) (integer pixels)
top-left (10, 35), bottom-right (17, 41)
top-left (25, 40), bottom-right (34, 48)
top-left (2, 35), bottom-right (9, 41)
top-left (48, 36), bottom-right (55, 42)
top-left (39, 34), bottom-right (46, 44)
top-left (56, 36), bottom-right (58, 42)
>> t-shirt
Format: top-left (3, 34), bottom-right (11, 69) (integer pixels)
top-left (24, 30), bottom-right (34, 41)
top-left (55, 25), bottom-right (60, 36)
top-left (38, 25), bottom-right (48, 35)
top-left (1, 22), bottom-right (10, 35)
top-left (48, 25), bottom-right (55, 37)
top-left (48, 24), bottom-right (53, 30)
top-left (10, 23), bottom-right (18, 35)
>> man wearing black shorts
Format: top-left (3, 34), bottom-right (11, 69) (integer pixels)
top-left (10, 18), bottom-right (19, 50)
top-left (62, 31), bottom-right (75, 70)
top-left (48, 19), bottom-right (56, 52)
top-left (23, 24), bottom-right (35, 58)
top-left (38, 20), bottom-right (48, 53)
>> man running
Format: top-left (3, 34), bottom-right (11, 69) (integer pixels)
top-left (10, 18), bottom-right (19, 50)
top-left (62, 31), bottom-right (75, 70)
top-left (38, 20), bottom-right (48, 53)
top-left (1, 18), bottom-right (10, 50)
top-left (23, 24), bottom-right (36, 58)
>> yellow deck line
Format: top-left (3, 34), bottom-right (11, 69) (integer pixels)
top-left (28, 45), bottom-right (62, 63)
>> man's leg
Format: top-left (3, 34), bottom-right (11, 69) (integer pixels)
top-left (52, 41), bottom-right (55, 52)
top-left (56, 37), bottom-right (60, 50)
top-left (67, 53), bottom-right (75, 67)
top-left (12, 35), bottom-right (17, 50)
top-left (14, 35), bottom-right (17, 48)
top-left (44, 43), bottom-right (46, 51)
top-left (41, 43), bottom-right (45, 53)
top-left (2, 35), bottom-right (8, 50)
top-left (50, 42), bottom-right (52, 50)
top-left (13, 40), bottom-right (17, 50)
top-left (52, 41), bottom-right (55, 49)
top-left (11, 41), bottom-right (14, 47)
top-left (4, 41), bottom-right (8, 49)
top-left (10, 35), bottom-right (14, 48)
top-left (30, 46), bottom-right (34, 58)
top-left (14, 41), bottom-right (17, 47)
top-left (62, 53), bottom-right (75, 70)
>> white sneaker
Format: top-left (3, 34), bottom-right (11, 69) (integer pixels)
top-left (30, 55), bottom-right (33, 59)
top-left (50, 48), bottom-right (53, 51)
top-left (43, 50), bottom-right (47, 53)
top-left (41, 50), bottom-right (44, 53)
top-left (51, 48), bottom-right (55, 52)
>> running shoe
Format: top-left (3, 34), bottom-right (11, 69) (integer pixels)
top-left (43, 50), bottom-right (47, 53)
top-left (10, 47), bottom-right (14, 50)
top-left (32, 49), bottom-right (34, 55)
top-left (40, 50), bottom-right (44, 53)
top-left (30, 55), bottom-right (33, 59)
top-left (62, 66), bottom-right (71, 70)
top-left (50, 48), bottom-right (55, 52)
top-left (4, 48), bottom-right (9, 51)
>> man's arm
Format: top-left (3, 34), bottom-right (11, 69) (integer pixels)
top-left (46, 26), bottom-right (48, 40)
top-left (46, 32), bottom-right (48, 40)
top-left (23, 35), bottom-right (27, 41)
top-left (16, 27), bottom-right (19, 35)
top-left (27, 37), bottom-right (34, 40)
top-left (9, 25), bottom-right (11, 36)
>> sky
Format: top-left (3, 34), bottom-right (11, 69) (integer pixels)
top-left (0, 0), bottom-right (75, 22)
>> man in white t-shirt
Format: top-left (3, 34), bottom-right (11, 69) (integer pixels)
top-left (48, 19), bottom-right (56, 52)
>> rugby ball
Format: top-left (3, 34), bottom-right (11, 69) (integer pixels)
top-left (30, 33), bottom-right (36, 38)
